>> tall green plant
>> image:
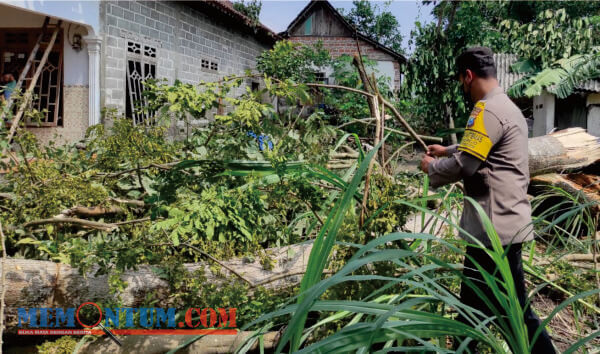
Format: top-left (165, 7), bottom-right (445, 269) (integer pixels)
top-left (238, 196), bottom-right (600, 353)
top-left (286, 139), bottom-right (384, 351)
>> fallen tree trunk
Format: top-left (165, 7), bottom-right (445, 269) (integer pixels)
top-left (528, 128), bottom-right (600, 176)
top-left (0, 242), bottom-right (313, 330)
top-left (79, 331), bottom-right (280, 354)
top-left (530, 173), bottom-right (600, 211)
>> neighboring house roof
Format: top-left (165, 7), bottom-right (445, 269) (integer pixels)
top-left (494, 53), bottom-right (600, 95)
top-left (494, 54), bottom-right (523, 93)
top-left (280, 0), bottom-right (407, 64)
top-left (184, 0), bottom-right (279, 45)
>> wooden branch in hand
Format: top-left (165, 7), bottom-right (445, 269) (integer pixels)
top-left (382, 100), bottom-right (428, 151)
top-left (337, 118), bottom-right (443, 143)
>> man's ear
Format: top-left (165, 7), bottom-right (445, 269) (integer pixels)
top-left (464, 69), bottom-right (474, 84)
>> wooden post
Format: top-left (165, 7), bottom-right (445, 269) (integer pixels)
top-left (5, 20), bottom-right (62, 144)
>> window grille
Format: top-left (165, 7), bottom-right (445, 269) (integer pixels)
top-left (314, 72), bottom-right (327, 83)
top-left (0, 28), bottom-right (63, 127)
top-left (126, 41), bottom-right (156, 126)
top-left (200, 58), bottom-right (219, 73)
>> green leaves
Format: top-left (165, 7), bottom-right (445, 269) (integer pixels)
top-left (501, 8), bottom-right (598, 70)
top-left (508, 49), bottom-right (600, 98)
top-left (256, 40), bottom-right (332, 83)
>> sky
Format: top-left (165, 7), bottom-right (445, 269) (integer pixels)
top-left (259, 1), bottom-right (436, 53)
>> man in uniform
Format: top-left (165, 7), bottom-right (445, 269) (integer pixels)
top-left (419, 47), bottom-right (555, 353)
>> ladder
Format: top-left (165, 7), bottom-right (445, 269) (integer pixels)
top-left (2, 17), bottom-right (62, 143)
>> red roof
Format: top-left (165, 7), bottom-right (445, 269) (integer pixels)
top-left (194, 0), bottom-right (279, 44)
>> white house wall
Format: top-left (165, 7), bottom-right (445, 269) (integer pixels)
top-left (0, 2), bottom-right (92, 145)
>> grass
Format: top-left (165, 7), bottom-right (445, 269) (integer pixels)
top-left (234, 150), bottom-right (600, 353)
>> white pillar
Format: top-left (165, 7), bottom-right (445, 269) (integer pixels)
top-left (84, 35), bottom-right (102, 127)
top-left (532, 91), bottom-right (555, 137)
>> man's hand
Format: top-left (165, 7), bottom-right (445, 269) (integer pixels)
top-left (420, 154), bottom-right (435, 174)
top-left (427, 144), bottom-right (448, 157)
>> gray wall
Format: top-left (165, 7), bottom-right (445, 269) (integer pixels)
top-left (101, 1), bottom-right (270, 120)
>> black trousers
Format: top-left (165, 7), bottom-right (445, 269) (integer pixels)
top-left (457, 244), bottom-right (555, 353)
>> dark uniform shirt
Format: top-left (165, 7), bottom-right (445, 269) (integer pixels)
top-left (428, 86), bottom-right (533, 246)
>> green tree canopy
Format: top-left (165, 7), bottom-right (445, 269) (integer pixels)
top-left (339, 0), bottom-right (404, 54)
top-left (402, 1), bottom-right (600, 135)
top-left (233, 0), bottom-right (262, 23)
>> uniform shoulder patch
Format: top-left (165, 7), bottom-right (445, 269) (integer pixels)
top-left (458, 101), bottom-right (493, 161)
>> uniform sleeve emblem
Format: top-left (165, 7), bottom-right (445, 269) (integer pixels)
top-left (458, 101), bottom-right (493, 161)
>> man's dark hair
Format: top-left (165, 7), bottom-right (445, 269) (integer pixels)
top-left (456, 46), bottom-right (497, 79)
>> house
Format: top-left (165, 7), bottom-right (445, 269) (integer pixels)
top-left (0, 0), bottom-right (278, 145)
top-left (495, 53), bottom-right (600, 137)
top-left (280, 0), bottom-right (407, 91)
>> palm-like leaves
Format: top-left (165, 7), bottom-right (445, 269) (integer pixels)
top-left (508, 48), bottom-right (600, 99)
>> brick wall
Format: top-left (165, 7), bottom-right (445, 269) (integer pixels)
top-left (101, 1), bottom-right (271, 124)
top-left (289, 36), bottom-right (401, 89)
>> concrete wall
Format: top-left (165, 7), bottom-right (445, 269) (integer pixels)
top-left (101, 0), bottom-right (271, 127)
top-left (289, 36), bottom-right (401, 90)
top-left (587, 93), bottom-right (600, 137)
top-left (532, 92), bottom-right (555, 137)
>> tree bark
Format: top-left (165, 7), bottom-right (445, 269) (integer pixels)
top-left (528, 128), bottom-right (600, 176)
top-left (530, 173), bottom-right (600, 211)
top-left (0, 242), bottom-right (313, 330)
top-left (78, 331), bottom-right (280, 354)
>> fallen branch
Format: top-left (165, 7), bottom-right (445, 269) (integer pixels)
top-left (382, 99), bottom-right (428, 151)
top-left (57, 205), bottom-right (124, 218)
top-left (182, 242), bottom-right (254, 286)
top-left (108, 197), bottom-right (146, 208)
top-left (80, 330), bottom-right (281, 354)
top-left (114, 217), bottom-right (152, 226)
top-left (337, 118), bottom-right (443, 143)
top-left (22, 217), bottom-right (117, 232)
top-left (100, 161), bottom-right (180, 178)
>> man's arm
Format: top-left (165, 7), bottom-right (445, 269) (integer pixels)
top-left (428, 152), bottom-right (482, 188)
top-left (422, 107), bottom-right (505, 188)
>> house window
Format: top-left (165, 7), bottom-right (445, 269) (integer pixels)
top-left (314, 72), bottom-right (327, 83)
top-left (201, 58), bottom-right (219, 73)
top-left (126, 40), bottom-right (156, 126)
top-left (304, 15), bottom-right (313, 35)
top-left (0, 28), bottom-right (64, 127)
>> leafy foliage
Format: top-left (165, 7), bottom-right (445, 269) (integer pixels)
top-left (400, 1), bottom-right (509, 133)
top-left (232, 0), bottom-right (262, 24)
top-left (256, 40), bottom-right (331, 83)
top-left (339, 0), bottom-right (404, 54)
top-left (501, 8), bottom-right (599, 70)
top-left (508, 49), bottom-right (600, 98)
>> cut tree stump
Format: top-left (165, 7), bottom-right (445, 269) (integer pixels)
top-left (0, 242), bottom-right (313, 330)
top-left (528, 128), bottom-right (600, 176)
top-left (530, 173), bottom-right (600, 211)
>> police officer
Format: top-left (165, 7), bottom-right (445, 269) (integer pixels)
top-left (419, 47), bottom-right (555, 353)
